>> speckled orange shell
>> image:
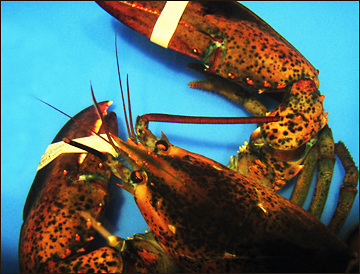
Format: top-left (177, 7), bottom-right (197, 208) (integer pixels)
top-left (112, 132), bottom-right (352, 272)
top-left (19, 103), bottom-right (122, 273)
top-left (97, 1), bottom-right (319, 91)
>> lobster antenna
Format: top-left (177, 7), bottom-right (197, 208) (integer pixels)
top-left (63, 137), bottom-right (108, 162)
top-left (90, 84), bottom-right (118, 150)
top-left (126, 74), bottom-right (135, 136)
top-left (115, 31), bottom-right (132, 138)
top-left (140, 113), bottom-right (281, 124)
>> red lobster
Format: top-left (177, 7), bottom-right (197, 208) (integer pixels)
top-left (20, 84), bottom-right (355, 272)
top-left (19, 1), bottom-right (358, 272)
top-left (96, 0), bottom-right (359, 234)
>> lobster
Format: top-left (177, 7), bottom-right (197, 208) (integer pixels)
top-left (96, 1), bottom-right (359, 235)
top-left (18, 1), bottom-right (359, 272)
top-left (19, 79), bottom-right (355, 272)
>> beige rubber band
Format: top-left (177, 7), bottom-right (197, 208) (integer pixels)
top-left (150, 1), bottom-right (189, 48)
top-left (37, 134), bottom-right (118, 171)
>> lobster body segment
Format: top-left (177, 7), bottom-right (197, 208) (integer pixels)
top-left (96, 1), bottom-right (319, 92)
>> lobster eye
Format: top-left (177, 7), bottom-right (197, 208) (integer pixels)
top-left (131, 171), bottom-right (144, 184)
top-left (155, 139), bottom-right (169, 152)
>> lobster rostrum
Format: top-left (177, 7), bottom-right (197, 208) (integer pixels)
top-left (96, 1), bottom-right (358, 235)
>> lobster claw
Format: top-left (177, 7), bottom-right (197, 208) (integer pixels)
top-left (97, 1), bottom-right (318, 91)
top-left (19, 102), bottom-right (122, 272)
top-left (22, 101), bottom-right (117, 220)
top-left (96, 1), bottom-right (211, 59)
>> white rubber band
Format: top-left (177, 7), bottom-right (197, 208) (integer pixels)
top-left (37, 134), bottom-right (118, 171)
top-left (150, 1), bottom-right (189, 48)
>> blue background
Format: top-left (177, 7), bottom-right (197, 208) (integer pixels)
top-left (2, 2), bottom-right (359, 272)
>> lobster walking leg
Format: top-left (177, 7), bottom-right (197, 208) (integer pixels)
top-left (308, 125), bottom-right (336, 219)
top-left (290, 125), bottom-right (358, 234)
top-left (187, 63), bottom-right (267, 117)
top-left (329, 142), bottom-right (359, 234)
top-left (289, 144), bottom-right (318, 207)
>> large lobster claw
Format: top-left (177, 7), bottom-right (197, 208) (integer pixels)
top-left (96, 1), bottom-right (318, 92)
top-left (19, 102), bottom-right (122, 272)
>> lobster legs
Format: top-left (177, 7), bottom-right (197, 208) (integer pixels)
top-left (191, 69), bottom-right (358, 234)
top-left (188, 65), bottom-right (358, 235)
top-left (329, 141), bottom-right (359, 234)
top-left (290, 125), bottom-right (359, 234)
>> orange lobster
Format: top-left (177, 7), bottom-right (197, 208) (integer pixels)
top-left (20, 84), bottom-right (355, 271)
top-left (19, 1), bottom-right (359, 272)
top-left (96, 0), bottom-right (359, 234)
